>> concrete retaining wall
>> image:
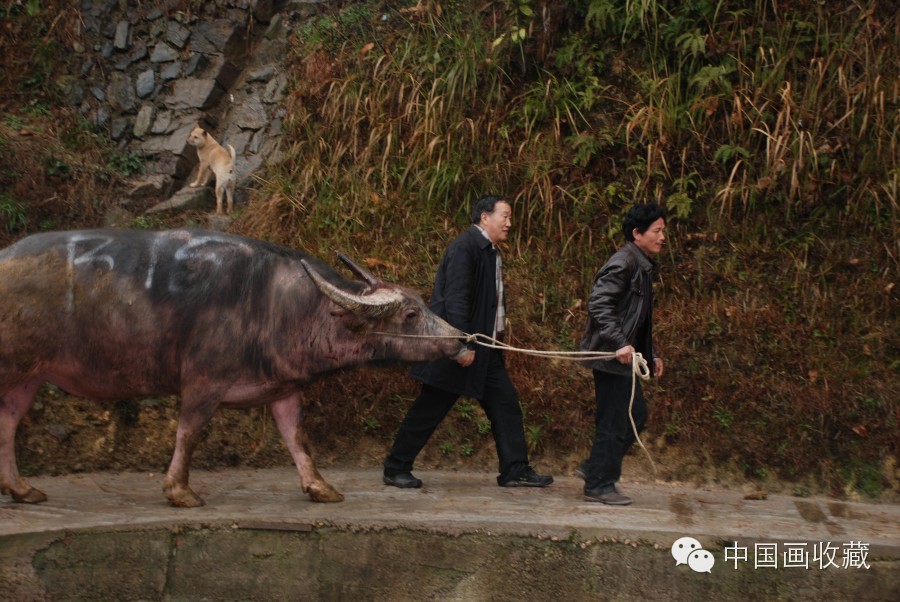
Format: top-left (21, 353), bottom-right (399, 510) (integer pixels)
top-left (3, 525), bottom-right (896, 600)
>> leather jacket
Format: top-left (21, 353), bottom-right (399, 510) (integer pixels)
top-left (579, 241), bottom-right (657, 376)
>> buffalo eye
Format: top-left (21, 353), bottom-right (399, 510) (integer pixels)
top-left (404, 309), bottom-right (419, 323)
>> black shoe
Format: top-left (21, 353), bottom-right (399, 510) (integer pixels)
top-left (584, 486), bottom-right (632, 505)
top-left (383, 472), bottom-right (423, 489)
top-left (497, 467), bottom-right (553, 487)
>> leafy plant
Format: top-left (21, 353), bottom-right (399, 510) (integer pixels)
top-left (0, 195), bottom-right (27, 233)
top-left (525, 424), bottom-right (543, 452)
top-left (131, 215), bottom-right (166, 230)
top-left (713, 405), bottom-right (734, 429)
top-left (456, 400), bottom-right (477, 420)
top-left (108, 151), bottom-right (144, 177)
top-left (45, 158), bottom-right (71, 179)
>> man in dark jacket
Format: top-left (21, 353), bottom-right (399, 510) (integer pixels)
top-left (383, 195), bottom-right (553, 489)
top-left (579, 203), bottom-right (666, 505)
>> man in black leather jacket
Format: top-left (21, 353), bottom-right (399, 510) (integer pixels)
top-left (579, 203), bottom-right (666, 505)
top-left (383, 195), bottom-right (553, 490)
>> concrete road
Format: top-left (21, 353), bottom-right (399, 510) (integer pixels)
top-left (2, 467), bottom-right (897, 557)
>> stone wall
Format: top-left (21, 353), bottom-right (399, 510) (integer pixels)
top-left (64, 0), bottom-right (324, 217)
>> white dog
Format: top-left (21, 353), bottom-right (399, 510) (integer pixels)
top-left (186, 125), bottom-right (236, 215)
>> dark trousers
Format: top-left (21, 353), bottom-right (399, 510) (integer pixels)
top-left (585, 369), bottom-right (647, 492)
top-left (384, 350), bottom-right (530, 480)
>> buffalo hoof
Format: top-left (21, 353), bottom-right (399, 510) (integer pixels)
top-left (12, 486), bottom-right (49, 504)
top-left (164, 485), bottom-right (206, 508)
top-left (308, 482), bottom-right (344, 503)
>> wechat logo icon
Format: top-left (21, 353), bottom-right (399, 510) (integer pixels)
top-left (672, 536), bottom-right (715, 573)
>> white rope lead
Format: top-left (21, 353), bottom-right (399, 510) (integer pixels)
top-left (373, 331), bottom-right (657, 473)
top-left (627, 351), bottom-right (657, 473)
top-left (465, 332), bottom-right (655, 474)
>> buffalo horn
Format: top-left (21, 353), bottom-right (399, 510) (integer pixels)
top-left (336, 251), bottom-right (379, 287)
top-left (301, 259), bottom-right (404, 318)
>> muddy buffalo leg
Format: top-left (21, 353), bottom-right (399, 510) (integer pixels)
top-left (163, 388), bottom-right (221, 508)
top-left (269, 394), bottom-right (344, 503)
top-left (0, 378), bottom-right (48, 503)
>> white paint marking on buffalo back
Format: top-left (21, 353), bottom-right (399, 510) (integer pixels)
top-left (65, 234), bottom-right (115, 312)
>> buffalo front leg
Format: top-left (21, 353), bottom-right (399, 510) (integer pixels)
top-left (163, 392), bottom-right (219, 508)
top-left (270, 395), bottom-right (344, 503)
top-left (0, 378), bottom-right (48, 503)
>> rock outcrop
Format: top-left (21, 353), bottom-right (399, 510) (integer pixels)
top-left (65, 0), bottom-right (324, 218)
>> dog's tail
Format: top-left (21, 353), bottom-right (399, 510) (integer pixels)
top-left (226, 144), bottom-right (237, 177)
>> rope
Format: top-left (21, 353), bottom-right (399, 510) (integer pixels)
top-left (372, 331), bottom-right (657, 473)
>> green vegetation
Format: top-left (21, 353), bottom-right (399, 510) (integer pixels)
top-left (0, 194), bottom-right (27, 234)
top-left (0, 0), bottom-right (895, 497)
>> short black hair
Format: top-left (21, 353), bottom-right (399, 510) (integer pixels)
top-left (622, 203), bottom-right (667, 242)
top-left (471, 195), bottom-right (507, 224)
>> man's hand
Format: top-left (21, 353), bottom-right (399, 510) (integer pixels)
top-left (615, 345), bottom-right (635, 365)
top-left (456, 349), bottom-right (475, 367)
top-left (654, 356), bottom-right (664, 378)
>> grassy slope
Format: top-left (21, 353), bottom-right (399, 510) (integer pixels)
top-left (1, 0), bottom-right (897, 498)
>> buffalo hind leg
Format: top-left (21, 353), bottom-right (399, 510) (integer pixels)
top-left (163, 392), bottom-right (219, 508)
top-left (270, 395), bottom-right (343, 503)
top-left (0, 378), bottom-right (48, 503)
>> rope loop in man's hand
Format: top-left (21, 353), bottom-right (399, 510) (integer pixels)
top-left (632, 352), bottom-right (651, 381)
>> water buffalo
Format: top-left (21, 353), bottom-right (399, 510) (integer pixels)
top-left (0, 229), bottom-right (468, 507)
